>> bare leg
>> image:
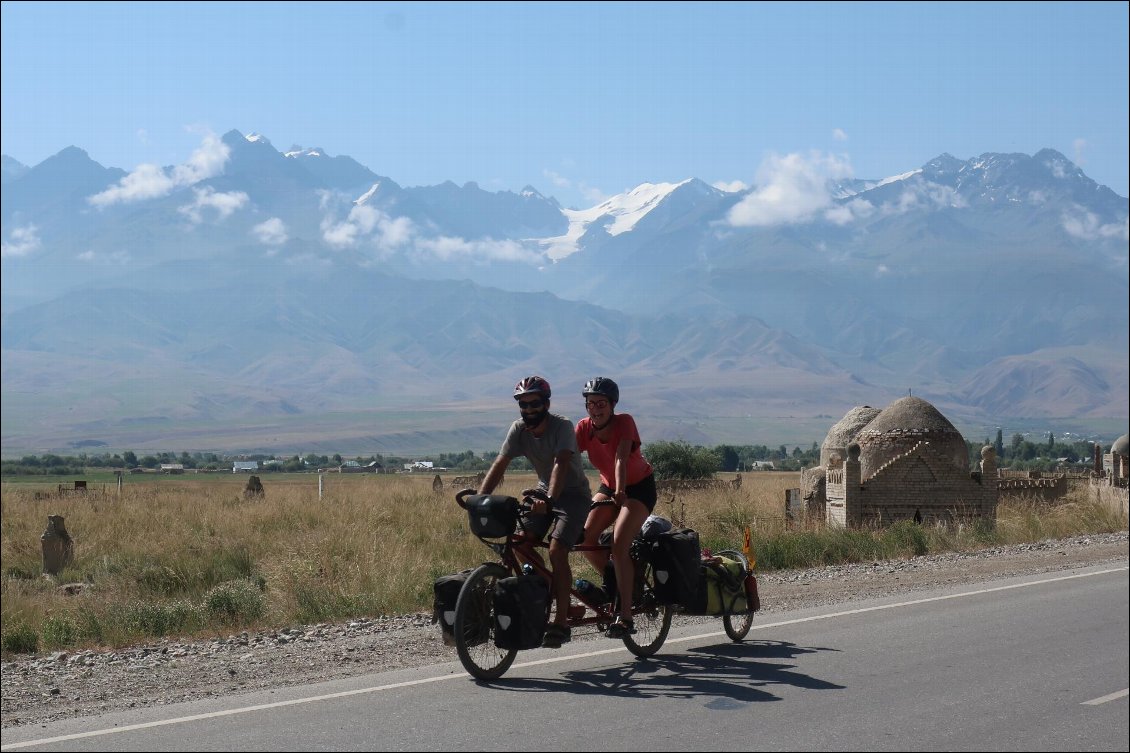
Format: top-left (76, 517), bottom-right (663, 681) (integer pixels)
top-left (580, 498), bottom-right (617, 573)
top-left (611, 498), bottom-right (650, 622)
top-left (547, 537), bottom-right (572, 627)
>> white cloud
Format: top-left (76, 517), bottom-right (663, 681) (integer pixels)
top-left (1061, 208), bottom-right (1129, 242)
top-left (1072, 138), bottom-right (1087, 167)
top-left (322, 204), bottom-right (382, 247)
top-left (252, 217), bottom-right (288, 245)
top-left (878, 181), bottom-right (965, 216)
top-left (76, 249), bottom-right (131, 264)
top-left (89, 132), bottom-right (230, 207)
top-left (543, 169), bottom-right (571, 188)
top-left (1, 224), bottom-right (41, 257)
top-left (319, 197), bottom-right (541, 263)
top-left (374, 216), bottom-right (415, 252)
top-left (416, 235), bottom-right (542, 264)
top-left (832, 128), bottom-right (848, 141)
top-left (727, 151), bottom-right (853, 227)
top-left (178, 187), bottom-right (249, 224)
top-left (824, 198), bottom-right (875, 225)
top-left (876, 264), bottom-right (891, 276)
top-left (712, 180), bottom-right (748, 193)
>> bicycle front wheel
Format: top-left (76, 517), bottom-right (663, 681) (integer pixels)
top-left (454, 563), bottom-right (517, 680)
top-left (623, 560), bottom-right (672, 657)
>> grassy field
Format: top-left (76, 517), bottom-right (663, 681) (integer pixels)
top-left (2, 471), bottom-right (1126, 656)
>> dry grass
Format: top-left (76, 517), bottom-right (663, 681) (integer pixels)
top-left (2, 472), bottom-right (1126, 655)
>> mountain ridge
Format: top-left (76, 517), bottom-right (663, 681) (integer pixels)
top-left (1, 131), bottom-right (1126, 454)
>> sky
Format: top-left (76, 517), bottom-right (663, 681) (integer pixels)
top-left (2, 1), bottom-right (1128, 210)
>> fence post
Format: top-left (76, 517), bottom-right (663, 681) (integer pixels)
top-left (319, 472), bottom-right (324, 500)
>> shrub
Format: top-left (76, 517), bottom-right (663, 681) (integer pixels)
top-left (3, 622), bottom-right (39, 654)
top-left (204, 579), bottom-right (265, 623)
top-left (41, 614), bottom-right (80, 649)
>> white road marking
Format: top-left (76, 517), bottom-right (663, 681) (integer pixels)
top-left (3, 565), bottom-right (1126, 750)
top-left (1081, 688), bottom-right (1128, 705)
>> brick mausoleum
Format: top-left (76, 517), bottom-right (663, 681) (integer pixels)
top-left (804, 396), bottom-right (998, 528)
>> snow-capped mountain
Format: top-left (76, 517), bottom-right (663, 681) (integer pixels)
top-left (1, 131), bottom-right (1126, 454)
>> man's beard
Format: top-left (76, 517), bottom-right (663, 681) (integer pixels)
top-left (521, 407), bottom-right (548, 428)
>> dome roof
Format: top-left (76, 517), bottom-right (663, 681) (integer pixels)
top-left (856, 396), bottom-right (968, 479)
top-left (1112, 434), bottom-right (1129, 456)
top-left (821, 406), bottom-right (882, 466)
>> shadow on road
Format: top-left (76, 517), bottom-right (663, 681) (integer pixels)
top-left (483, 639), bottom-right (844, 704)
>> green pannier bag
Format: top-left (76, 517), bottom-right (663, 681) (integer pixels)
top-left (684, 553), bottom-right (749, 616)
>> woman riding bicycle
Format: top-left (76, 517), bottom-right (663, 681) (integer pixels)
top-left (575, 377), bottom-right (659, 638)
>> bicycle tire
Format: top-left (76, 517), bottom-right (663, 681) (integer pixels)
top-left (717, 549), bottom-right (754, 642)
top-left (723, 610), bottom-right (753, 641)
top-left (622, 560), bottom-right (672, 657)
top-left (454, 563), bottom-right (517, 680)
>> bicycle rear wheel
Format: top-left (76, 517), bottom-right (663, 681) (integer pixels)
top-left (723, 611), bottom-right (753, 641)
top-left (623, 560), bottom-right (672, 657)
top-left (454, 563), bottom-right (517, 680)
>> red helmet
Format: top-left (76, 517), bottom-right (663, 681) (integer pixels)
top-left (513, 375), bottom-right (551, 400)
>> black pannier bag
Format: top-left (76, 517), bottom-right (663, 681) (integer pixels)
top-left (492, 574), bottom-right (550, 650)
top-left (466, 494), bottom-right (519, 539)
top-left (641, 527), bottom-right (703, 607)
top-left (432, 568), bottom-right (474, 646)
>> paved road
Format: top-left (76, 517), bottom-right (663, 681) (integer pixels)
top-left (3, 563), bottom-right (1127, 752)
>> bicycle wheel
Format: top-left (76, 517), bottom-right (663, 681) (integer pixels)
top-left (718, 549), bottom-right (754, 642)
top-left (623, 560), bottom-right (672, 657)
top-left (454, 563), bottom-right (517, 680)
top-left (723, 610), bottom-right (753, 641)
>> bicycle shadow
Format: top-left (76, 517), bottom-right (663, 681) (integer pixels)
top-left (483, 640), bottom-right (844, 704)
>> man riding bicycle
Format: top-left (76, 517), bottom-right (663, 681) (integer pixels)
top-left (475, 375), bottom-right (592, 648)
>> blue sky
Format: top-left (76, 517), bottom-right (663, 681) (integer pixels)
top-left (2, 1), bottom-right (1127, 208)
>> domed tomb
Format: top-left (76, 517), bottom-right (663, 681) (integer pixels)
top-left (1112, 434), bottom-right (1129, 457)
top-left (855, 396), bottom-right (968, 480)
top-left (821, 406), bottom-right (882, 467)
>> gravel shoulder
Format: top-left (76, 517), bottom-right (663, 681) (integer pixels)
top-left (3, 532), bottom-right (1126, 729)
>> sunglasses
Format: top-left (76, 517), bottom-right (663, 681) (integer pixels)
top-left (517, 399), bottom-right (545, 410)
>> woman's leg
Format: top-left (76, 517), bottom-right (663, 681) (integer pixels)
top-left (580, 497), bottom-right (617, 572)
top-left (610, 498), bottom-right (650, 622)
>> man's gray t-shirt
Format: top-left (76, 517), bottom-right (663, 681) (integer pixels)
top-left (500, 413), bottom-right (590, 496)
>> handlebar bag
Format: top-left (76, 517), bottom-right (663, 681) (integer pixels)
top-left (466, 494), bottom-right (519, 539)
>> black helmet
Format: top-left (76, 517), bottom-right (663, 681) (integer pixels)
top-left (513, 375), bottom-right (551, 400)
top-left (582, 376), bottom-right (619, 405)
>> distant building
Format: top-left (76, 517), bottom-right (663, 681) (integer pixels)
top-left (232, 461), bottom-right (259, 473)
top-left (160, 463), bottom-right (185, 474)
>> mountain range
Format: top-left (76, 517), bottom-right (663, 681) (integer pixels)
top-left (1, 131), bottom-right (1127, 455)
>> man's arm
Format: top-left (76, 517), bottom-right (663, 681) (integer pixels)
top-left (478, 454), bottom-right (510, 495)
top-left (546, 449), bottom-right (573, 503)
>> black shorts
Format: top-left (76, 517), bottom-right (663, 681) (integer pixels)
top-left (597, 473), bottom-right (658, 513)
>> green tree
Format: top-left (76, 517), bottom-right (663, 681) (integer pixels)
top-left (717, 445), bottom-right (740, 472)
top-left (643, 441), bottom-right (720, 480)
